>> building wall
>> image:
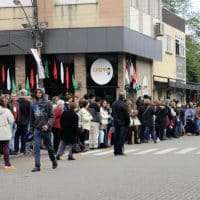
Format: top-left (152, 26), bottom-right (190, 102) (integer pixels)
top-left (15, 55), bottom-right (26, 89)
top-left (38, 0), bottom-right (124, 29)
top-left (74, 54), bottom-right (87, 97)
top-left (153, 23), bottom-right (185, 81)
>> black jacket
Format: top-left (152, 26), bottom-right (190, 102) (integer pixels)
top-left (30, 99), bottom-right (54, 131)
top-left (140, 105), bottom-right (155, 127)
top-left (17, 98), bottom-right (31, 126)
top-left (89, 103), bottom-right (100, 122)
top-left (60, 109), bottom-right (78, 144)
top-left (112, 100), bottom-right (130, 127)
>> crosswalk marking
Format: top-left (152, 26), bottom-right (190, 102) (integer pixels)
top-left (124, 149), bottom-right (140, 154)
top-left (81, 149), bottom-right (103, 155)
top-left (133, 148), bottom-right (159, 155)
top-left (175, 148), bottom-right (198, 154)
top-left (153, 148), bottom-right (178, 155)
top-left (94, 150), bottom-right (114, 156)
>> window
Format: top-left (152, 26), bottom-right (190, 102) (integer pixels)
top-left (164, 35), bottom-right (172, 53)
top-left (56, 0), bottom-right (97, 5)
top-left (176, 36), bottom-right (185, 57)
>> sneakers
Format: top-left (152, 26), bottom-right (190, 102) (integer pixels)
top-left (52, 160), bottom-right (58, 169)
top-left (68, 156), bottom-right (76, 161)
top-left (31, 167), bottom-right (40, 172)
top-left (4, 165), bottom-right (16, 170)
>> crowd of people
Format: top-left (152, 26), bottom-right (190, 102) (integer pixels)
top-left (0, 88), bottom-right (200, 171)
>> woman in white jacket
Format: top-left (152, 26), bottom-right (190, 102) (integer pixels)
top-left (78, 100), bottom-right (93, 150)
top-left (0, 96), bottom-right (15, 169)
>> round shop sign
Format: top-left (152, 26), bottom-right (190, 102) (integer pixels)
top-left (90, 58), bottom-right (114, 85)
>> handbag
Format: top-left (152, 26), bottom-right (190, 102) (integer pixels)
top-left (133, 117), bottom-right (141, 126)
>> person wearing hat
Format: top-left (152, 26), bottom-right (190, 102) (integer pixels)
top-left (112, 93), bottom-right (130, 156)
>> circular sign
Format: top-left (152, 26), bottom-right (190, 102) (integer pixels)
top-left (90, 58), bottom-right (113, 85)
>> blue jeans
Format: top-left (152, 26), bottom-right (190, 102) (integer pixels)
top-left (175, 120), bottom-right (182, 137)
top-left (144, 126), bottom-right (156, 141)
top-left (34, 130), bottom-right (56, 168)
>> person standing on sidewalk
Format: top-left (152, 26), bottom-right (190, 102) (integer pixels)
top-left (30, 89), bottom-right (57, 172)
top-left (57, 102), bottom-right (79, 160)
top-left (14, 89), bottom-right (31, 154)
top-left (112, 93), bottom-right (130, 156)
top-left (0, 96), bottom-right (15, 170)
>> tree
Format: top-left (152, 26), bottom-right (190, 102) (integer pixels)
top-left (186, 36), bottom-right (200, 83)
top-left (162, 0), bottom-right (191, 15)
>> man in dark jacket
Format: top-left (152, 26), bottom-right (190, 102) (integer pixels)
top-left (14, 89), bottom-right (31, 154)
top-left (140, 98), bottom-right (156, 143)
top-left (112, 93), bottom-right (130, 156)
top-left (30, 89), bottom-right (57, 172)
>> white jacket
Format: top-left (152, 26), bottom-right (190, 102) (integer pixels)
top-left (0, 106), bottom-right (14, 141)
top-left (78, 108), bottom-right (93, 131)
top-left (100, 107), bottom-right (110, 125)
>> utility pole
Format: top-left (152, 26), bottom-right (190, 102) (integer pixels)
top-left (32, 0), bottom-right (44, 89)
top-left (13, 0), bottom-right (47, 90)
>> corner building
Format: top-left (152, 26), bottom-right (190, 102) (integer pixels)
top-left (0, 0), bottom-right (162, 101)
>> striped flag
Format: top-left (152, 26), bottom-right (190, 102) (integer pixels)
top-left (60, 62), bottom-right (64, 84)
top-left (7, 68), bottom-right (11, 90)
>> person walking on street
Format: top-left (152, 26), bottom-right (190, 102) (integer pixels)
top-left (30, 89), bottom-right (57, 172)
top-left (14, 89), bottom-right (31, 154)
top-left (0, 96), bottom-right (15, 170)
top-left (112, 93), bottom-right (130, 156)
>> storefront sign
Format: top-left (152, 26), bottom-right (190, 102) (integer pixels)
top-left (90, 58), bottom-right (113, 85)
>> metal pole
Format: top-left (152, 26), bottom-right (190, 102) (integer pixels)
top-left (32, 0), bottom-right (44, 89)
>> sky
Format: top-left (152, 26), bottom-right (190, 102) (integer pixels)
top-left (191, 0), bottom-right (200, 11)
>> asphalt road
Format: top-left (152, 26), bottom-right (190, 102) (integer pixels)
top-left (1, 136), bottom-right (200, 200)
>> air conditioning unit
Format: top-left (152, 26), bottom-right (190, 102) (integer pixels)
top-left (154, 22), bottom-right (164, 37)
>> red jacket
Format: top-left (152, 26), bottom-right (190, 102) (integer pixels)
top-left (53, 106), bottom-right (63, 129)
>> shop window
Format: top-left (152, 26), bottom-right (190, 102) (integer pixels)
top-left (25, 54), bottom-right (75, 97)
top-left (0, 56), bottom-right (15, 94)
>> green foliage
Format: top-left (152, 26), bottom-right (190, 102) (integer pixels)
top-left (186, 36), bottom-right (200, 83)
top-left (162, 0), bottom-right (191, 15)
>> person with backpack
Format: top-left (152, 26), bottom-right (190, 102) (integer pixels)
top-left (0, 96), bottom-right (15, 170)
top-left (30, 89), bottom-right (57, 172)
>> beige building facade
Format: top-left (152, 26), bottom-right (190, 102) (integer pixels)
top-left (153, 8), bottom-right (186, 102)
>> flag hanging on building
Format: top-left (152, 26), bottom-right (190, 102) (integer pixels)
top-left (65, 65), bottom-right (70, 89)
top-left (53, 61), bottom-right (58, 80)
top-left (60, 62), bottom-right (64, 84)
top-left (30, 68), bottom-right (35, 89)
top-left (125, 62), bottom-right (130, 85)
top-left (11, 77), bottom-right (16, 93)
top-left (7, 68), bottom-right (11, 91)
top-left (25, 77), bottom-right (31, 96)
top-left (72, 75), bottom-right (78, 91)
top-left (44, 60), bottom-right (49, 78)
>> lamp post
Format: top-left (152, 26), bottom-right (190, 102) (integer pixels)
top-left (13, 0), bottom-right (46, 89)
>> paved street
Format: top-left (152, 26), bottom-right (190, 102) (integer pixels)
top-left (1, 136), bottom-right (200, 200)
